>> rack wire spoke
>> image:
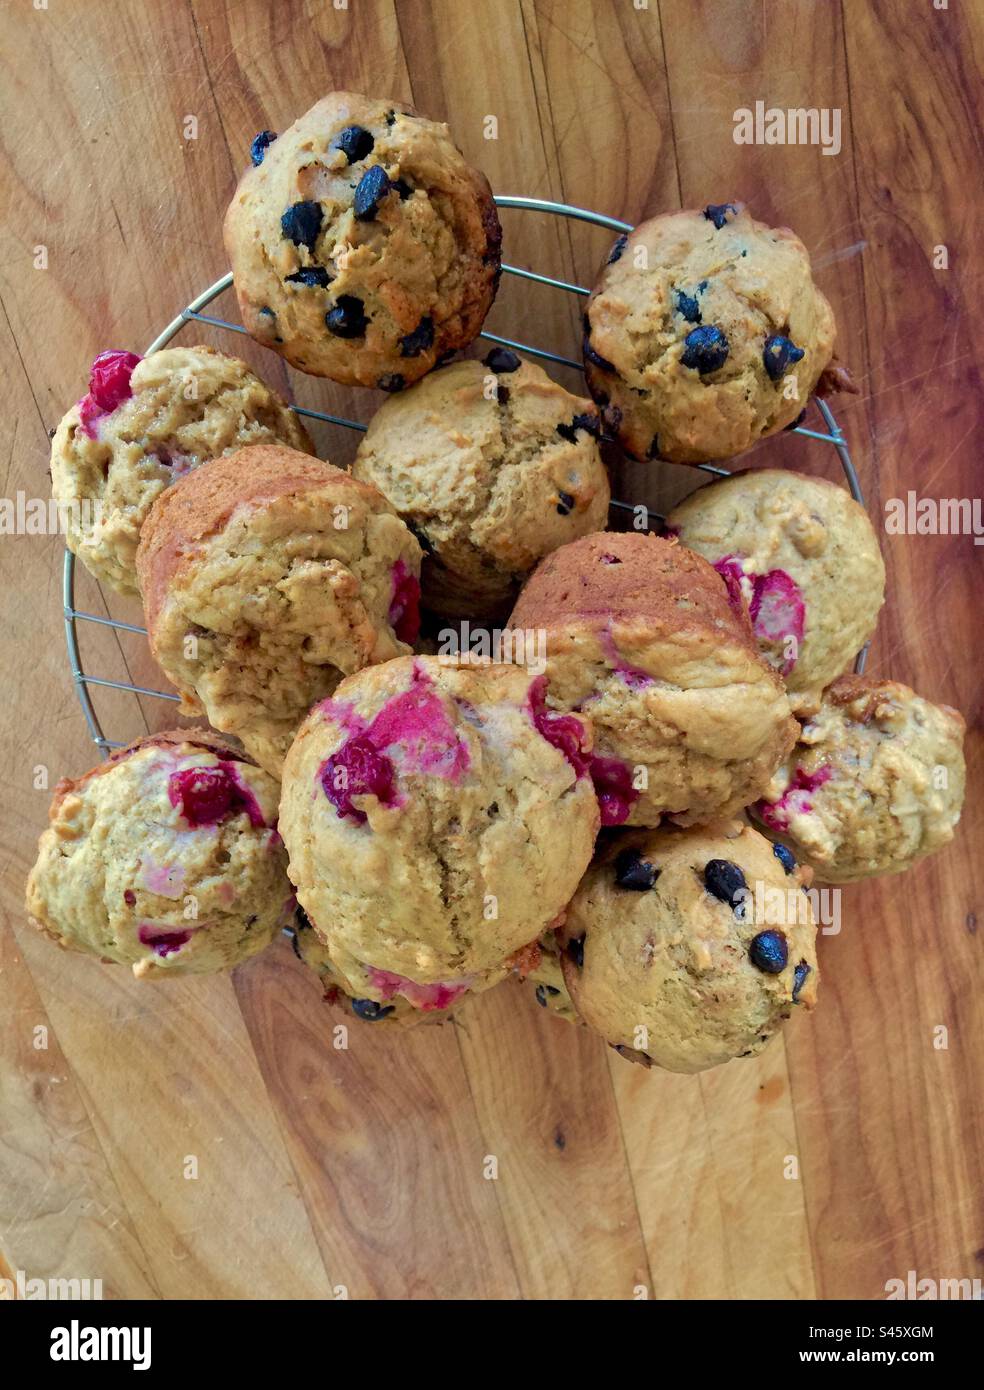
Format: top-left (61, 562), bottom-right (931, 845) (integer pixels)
top-left (64, 197), bottom-right (866, 749)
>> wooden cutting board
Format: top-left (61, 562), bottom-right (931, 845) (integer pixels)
top-left (1, 0), bottom-right (980, 1299)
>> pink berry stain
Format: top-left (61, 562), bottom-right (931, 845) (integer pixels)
top-left (714, 555), bottom-right (805, 675)
top-left (588, 754), bottom-right (639, 826)
top-left (138, 925), bottom-right (193, 959)
top-left (755, 765), bottom-right (832, 832)
top-left (77, 350), bottom-right (142, 439)
top-left (528, 675), bottom-right (590, 775)
top-left (367, 966), bottom-right (471, 1012)
top-left (319, 664), bottom-right (470, 823)
top-left (389, 559), bottom-right (421, 644)
top-left (599, 627), bottom-right (654, 689)
top-left (168, 762), bottom-right (266, 828)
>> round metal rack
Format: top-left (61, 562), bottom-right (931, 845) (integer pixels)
top-left (63, 196), bottom-right (866, 752)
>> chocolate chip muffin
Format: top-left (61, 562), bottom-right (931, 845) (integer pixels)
top-left (509, 532), bottom-right (797, 827)
top-left (285, 908), bottom-right (472, 1026)
top-left (279, 655), bottom-right (600, 988)
top-left (351, 352), bottom-right (610, 618)
top-left (667, 469), bottom-right (885, 711)
top-left (583, 204), bottom-right (836, 463)
top-left (25, 731), bottom-right (290, 978)
top-left (137, 446), bottom-right (422, 776)
top-left (224, 92), bottom-right (501, 388)
top-left (752, 675), bottom-right (966, 882)
top-left (50, 346), bottom-right (314, 595)
top-left (558, 821), bottom-right (819, 1073)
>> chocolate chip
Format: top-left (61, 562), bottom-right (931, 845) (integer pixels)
top-left (557, 422), bottom-right (577, 443)
top-left (484, 346), bottom-right (520, 373)
top-left (680, 325), bottom-right (729, 374)
top-left (583, 339), bottom-right (616, 372)
top-left (496, 384), bottom-right (509, 405)
top-left (535, 984), bottom-right (561, 1007)
top-left (556, 490), bottom-right (575, 515)
top-left (353, 164), bottom-right (391, 220)
top-left (400, 316), bottom-right (434, 357)
top-left (646, 436), bottom-right (661, 459)
top-left (773, 842), bottom-right (797, 875)
top-left (250, 130), bottom-right (277, 166)
top-left (703, 203), bottom-right (737, 229)
top-left (566, 935), bottom-right (585, 968)
top-left (392, 178), bottom-right (414, 200)
top-left (385, 110), bottom-right (396, 126)
top-left (614, 847), bottom-right (660, 891)
top-left (331, 124), bottom-right (374, 164)
top-left (351, 998), bottom-right (396, 1020)
top-left (325, 294), bottom-right (368, 338)
top-left (572, 411), bottom-right (600, 436)
top-left (377, 373), bottom-right (405, 392)
top-left (749, 929), bottom-right (789, 975)
top-left (285, 266), bottom-right (332, 287)
top-left (763, 334), bottom-right (805, 382)
top-left (675, 289), bottom-right (702, 323)
top-left (793, 960), bottom-right (811, 1000)
top-left (703, 859), bottom-right (747, 910)
top-left (281, 201), bottom-right (323, 249)
top-left (607, 234), bottom-right (627, 264)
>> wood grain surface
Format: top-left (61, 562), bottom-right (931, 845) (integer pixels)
top-left (1, 0), bottom-right (980, 1301)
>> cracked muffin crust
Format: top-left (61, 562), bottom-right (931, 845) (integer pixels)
top-left (667, 469), bottom-right (885, 711)
top-left (279, 655), bottom-right (600, 987)
top-left (224, 91), bottom-right (501, 388)
top-left (137, 445), bottom-right (422, 776)
top-left (558, 820), bottom-right (819, 1073)
top-left (752, 674), bottom-right (966, 882)
top-left (583, 205), bottom-right (836, 463)
top-left (509, 532), bottom-right (797, 828)
top-left (50, 346), bottom-right (314, 595)
top-left (352, 353), bottom-right (611, 618)
top-left (25, 730), bottom-right (290, 978)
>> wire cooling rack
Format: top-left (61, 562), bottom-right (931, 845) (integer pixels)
top-left (63, 196), bottom-right (866, 752)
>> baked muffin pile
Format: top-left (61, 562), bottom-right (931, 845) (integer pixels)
top-left (29, 93), bottom-right (966, 1075)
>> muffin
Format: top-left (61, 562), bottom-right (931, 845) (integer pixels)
top-left (509, 532), bottom-right (797, 827)
top-left (25, 730), bottom-right (290, 978)
top-left (224, 92), bottom-right (501, 388)
top-left (667, 469), bottom-right (885, 711)
top-left (351, 352), bottom-right (611, 618)
top-left (279, 655), bottom-right (600, 988)
top-left (519, 929), bottom-right (579, 1023)
top-left (583, 204), bottom-right (836, 463)
top-left (285, 909), bottom-right (470, 1026)
top-left (50, 346), bottom-right (314, 595)
top-left (137, 446), bottom-right (422, 776)
top-left (558, 821), bottom-right (819, 1073)
top-left (752, 675), bottom-right (966, 882)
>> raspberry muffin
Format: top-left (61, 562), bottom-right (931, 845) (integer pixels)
top-left (137, 446), bottom-right (422, 777)
top-left (352, 352), bottom-right (611, 618)
top-left (583, 204), bottom-right (837, 463)
top-left (752, 675), bottom-right (966, 882)
top-left (285, 909), bottom-right (471, 1026)
top-left (279, 655), bottom-right (600, 989)
top-left (509, 532), bottom-right (797, 827)
top-left (558, 821), bottom-right (819, 1073)
top-left (224, 92), bottom-right (501, 388)
top-left (667, 469), bottom-right (885, 711)
top-left (49, 346), bottom-right (314, 595)
top-left (25, 731), bottom-right (290, 978)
